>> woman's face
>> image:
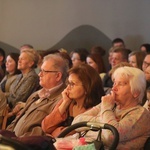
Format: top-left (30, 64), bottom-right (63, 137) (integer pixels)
top-left (128, 55), bottom-right (137, 68)
top-left (18, 52), bottom-right (34, 71)
top-left (86, 57), bottom-right (98, 72)
top-left (5, 55), bottom-right (16, 74)
top-left (71, 53), bottom-right (83, 67)
top-left (66, 73), bottom-right (86, 101)
top-left (112, 75), bottom-right (133, 106)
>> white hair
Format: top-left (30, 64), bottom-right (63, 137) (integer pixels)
top-left (112, 66), bottom-right (146, 104)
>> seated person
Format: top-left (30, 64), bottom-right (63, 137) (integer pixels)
top-left (0, 53), bottom-right (21, 96)
top-left (42, 64), bottom-right (105, 137)
top-left (60, 67), bottom-right (150, 149)
top-left (70, 48), bottom-right (89, 67)
top-left (0, 48), bottom-right (6, 82)
top-left (144, 86), bottom-right (150, 111)
top-left (7, 49), bottom-right (40, 109)
top-left (128, 51), bottom-right (146, 70)
top-left (103, 47), bottom-right (130, 88)
top-left (86, 53), bottom-right (106, 80)
top-left (0, 53), bottom-right (69, 137)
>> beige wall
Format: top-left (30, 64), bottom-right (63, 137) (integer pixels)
top-left (0, 0), bottom-right (150, 53)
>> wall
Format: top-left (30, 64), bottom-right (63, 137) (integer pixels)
top-left (0, 0), bottom-right (150, 55)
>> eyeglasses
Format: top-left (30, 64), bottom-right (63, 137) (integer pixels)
top-left (143, 61), bottom-right (150, 68)
top-left (40, 69), bottom-right (59, 74)
top-left (71, 57), bottom-right (81, 61)
top-left (65, 80), bottom-right (83, 88)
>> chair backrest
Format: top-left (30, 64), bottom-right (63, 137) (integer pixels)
top-left (144, 137), bottom-right (150, 150)
top-left (0, 105), bottom-right (9, 130)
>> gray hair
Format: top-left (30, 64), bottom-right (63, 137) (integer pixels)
top-left (112, 66), bottom-right (146, 104)
top-left (43, 53), bottom-right (69, 82)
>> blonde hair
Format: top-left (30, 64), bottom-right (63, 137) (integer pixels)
top-left (21, 49), bottom-right (39, 68)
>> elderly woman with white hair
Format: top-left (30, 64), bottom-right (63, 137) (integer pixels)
top-left (71, 66), bottom-right (150, 150)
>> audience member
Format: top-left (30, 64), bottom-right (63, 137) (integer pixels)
top-left (90, 46), bottom-right (106, 56)
top-left (42, 64), bottom-right (105, 137)
top-left (112, 38), bottom-right (125, 48)
top-left (140, 43), bottom-right (150, 53)
top-left (20, 44), bottom-right (34, 52)
top-left (103, 47), bottom-right (130, 88)
top-left (70, 67), bottom-right (150, 149)
top-left (86, 53), bottom-right (106, 80)
top-left (0, 53), bottom-right (21, 96)
top-left (128, 51), bottom-right (146, 70)
top-left (107, 47), bottom-right (114, 71)
top-left (142, 53), bottom-right (150, 73)
top-left (0, 48), bottom-right (6, 82)
top-left (71, 48), bottom-right (89, 67)
top-left (0, 53), bottom-right (69, 137)
top-left (104, 62), bottom-right (132, 94)
top-left (144, 86), bottom-right (150, 111)
top-left (7, 49), bottom-right (40, 110)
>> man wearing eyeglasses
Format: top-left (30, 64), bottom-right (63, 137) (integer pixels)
top-left (1, 53), bottom-right (68, 138)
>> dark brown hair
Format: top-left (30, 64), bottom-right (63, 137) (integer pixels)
top-left (129, 51), bottom-right (146, 70)
top-left (87, 53), bottom-right (106, 73)
top-left (68, 64), bottom-right (105, 109)
top-left (8, 53), bottom-right (21, 75)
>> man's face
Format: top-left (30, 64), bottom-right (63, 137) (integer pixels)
top-left (142, 55), bottom-right (150, 71)
top-left (38, 60), bottom-right (61, 89)
top-left (144, 66), bottom-right (150, 82)
top-left (113, 42), bottom-right (125, 48)
top-left (111, 52), bottom-right (123, 67)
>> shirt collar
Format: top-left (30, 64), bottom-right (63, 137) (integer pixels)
top-left (38, 82), bottom-right (63, 99)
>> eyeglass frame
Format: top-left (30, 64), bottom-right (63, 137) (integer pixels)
top-left (65, 80), bottom-right (83, 89)
top-left (40, 69), bottom-right (60, 74)
top-left (143, 61), bottom-right (150, 68)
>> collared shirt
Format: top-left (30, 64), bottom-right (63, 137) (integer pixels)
top-left (35, 83), bottom-right (63, 104)
top-left (13, 82), bottom-right (63, 136)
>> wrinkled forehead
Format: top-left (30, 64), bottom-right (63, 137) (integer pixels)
top-left (112, 73), bottom-right (129, 82)
top-left (41, 60), bottom-right (55, 69)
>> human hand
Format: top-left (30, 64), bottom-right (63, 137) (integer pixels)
top-left (62, 89), bottom-right (72, 104)
top-left (101, 91), bottom-right (116, 111)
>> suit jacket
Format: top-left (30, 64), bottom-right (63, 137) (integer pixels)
top-left (7, 69), bottom-right (39, 108)
top-left (6, 83), bottom-right (66, 137)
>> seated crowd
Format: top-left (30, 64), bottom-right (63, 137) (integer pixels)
top-left (0, 39), bottom-right (150, 149)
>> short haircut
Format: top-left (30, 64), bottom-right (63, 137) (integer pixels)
top-left (43, 53), bottom-right (69, 82)
top-left (112, 66), bottom-right (146, 104)
top-left (112, 38), bottom-right (124, 45)
top-left (113, 47), bottom-right (131, 61)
